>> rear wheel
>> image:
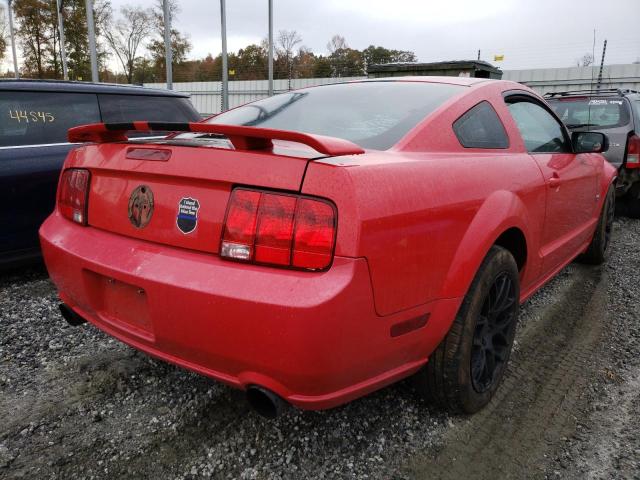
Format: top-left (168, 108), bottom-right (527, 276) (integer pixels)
top-left (578, 185), bottom-right (615, 265)
top-left (415, 246), bottom-right (520, 414)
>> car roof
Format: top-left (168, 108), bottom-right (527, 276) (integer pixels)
top-left (545, 88), bottom-right (640, 100)
top-left (0, 79), bottom-right (190, 97)
top-left (354, 76), bottom-right (492, 87)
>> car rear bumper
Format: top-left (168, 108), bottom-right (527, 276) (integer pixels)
top-left (40, 213), bottom-right (461, 410)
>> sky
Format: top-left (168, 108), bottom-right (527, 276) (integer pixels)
top-left (3, 0), bottom-right (640, 72)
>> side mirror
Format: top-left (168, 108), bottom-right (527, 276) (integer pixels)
top-left (572, 131), bottom-right (609, 154)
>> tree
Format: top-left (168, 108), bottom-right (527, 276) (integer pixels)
top-left (13, 0), bottom-right (53, 78)
top-left (312, 55), bottom-right (332, 78)
top-left (0, 5), bottom-right (8, 64)
top-left (59, 0), bottom-right (111, 81)
top-left (294, 47), bottom-right (317, 78)
top-left (326, 34), bottom-right (347, 55)
top-left (104, 6), bottom-right (152, 83)
top-left (234, 43), bottom-right (267, 79)
top-left (576, 53), bottom-right (594, 67)
top-left (362, 45), bottom-right (416, 69)
top-left (276, 29), bottom-right (301, 88)
top-left (329, 47), bottom-right (364, 77)
top-left (147, 0), bottom-right (191, 81)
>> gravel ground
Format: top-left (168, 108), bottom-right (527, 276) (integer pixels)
top-left (1, 218), bottom-right (639, 479)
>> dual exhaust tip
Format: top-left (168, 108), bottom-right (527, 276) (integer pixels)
top-left (59, 303), bottom-right (288, 418)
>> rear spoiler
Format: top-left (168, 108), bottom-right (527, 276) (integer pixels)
top-left (67, 122), bottom-right (365, 156)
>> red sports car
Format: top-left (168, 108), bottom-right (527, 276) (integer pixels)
top-left (40, 77), bottom-right (616, 417)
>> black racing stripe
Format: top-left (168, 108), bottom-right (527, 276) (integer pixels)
top-left (147, 122), bottom-right (191, 132)
top-left (105, 122), bottom-right (136, 131)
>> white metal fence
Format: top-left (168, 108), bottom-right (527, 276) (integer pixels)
top-left (146, 64), bottom-right (640, 116)
top-left (144, 77), bottom-right (366, 116)
top-left (502, 63), bottom-right (640, 95)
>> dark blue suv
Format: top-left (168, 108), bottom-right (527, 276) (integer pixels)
top-left (0, 80), bottom-right (201, 267)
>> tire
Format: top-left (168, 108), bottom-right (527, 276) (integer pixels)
top-left (415, 246), bottom-right (520, 414)
top-left (621, 183), bottom-right (640, 219)
top-left (578, 185), bottom-right (615, 265)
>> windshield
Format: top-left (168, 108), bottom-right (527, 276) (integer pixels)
top-left (549, 97), bottom-right (631, 129)
top-left (206, 81), bottom-right (464, 150)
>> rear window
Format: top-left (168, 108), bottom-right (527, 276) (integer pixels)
top-left (0, 91), bottom-right (100, 147)
top-left (98, 94), bottom-right (200, 123)
top-left (207, 82), bottom-right (464, 150)
top-left (549, 97), bottom-right (631, 129)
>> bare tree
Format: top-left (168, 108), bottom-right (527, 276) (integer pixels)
top-left (104, 6), bottom-right (152, 83)
top-left (277, 30), bottom-right (301, 89)
top-left (326, 34), bottom-right (347, 54)
top-left (277, 29), bottom-right (301, 59)
top-left (576, 52), bottom-right (594, 67)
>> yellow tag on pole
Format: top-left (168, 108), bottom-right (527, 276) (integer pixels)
top-left (493, 55), bottom-right (504, 62)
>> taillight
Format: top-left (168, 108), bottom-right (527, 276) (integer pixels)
top-left (221, 188), bottom-right (337, 271)
top-left (58, 168), bottom-right (90, 225)
top-left (626, 135), bottom-right (640, 168)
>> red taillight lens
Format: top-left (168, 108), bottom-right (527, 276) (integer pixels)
top-left (221, 188), bottom-right (336, 271)
top-left (58, 168), bottom-right (90, 225)
top-left (292, 198), bottom-right (336, 270)
top-left (255, 194), bottom-right (296, 265)
top-left (626, 135), bottom-right (640, 168)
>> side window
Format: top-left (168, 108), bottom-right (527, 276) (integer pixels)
top-left (98, 95), bottom-right (200, 123)
top-left (453, 101), bottom-right (509, 149)
top-left (0, 91), bottom-right (100, 147)
top-left (506, 100), bottom-right (570, 153)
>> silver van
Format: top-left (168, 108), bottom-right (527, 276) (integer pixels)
top-left (547, 89), bottom-right (640, 216)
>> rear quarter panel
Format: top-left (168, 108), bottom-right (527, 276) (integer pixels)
top-left (302, 150), bottom-right (546, 316)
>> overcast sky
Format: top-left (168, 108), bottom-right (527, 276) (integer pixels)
top-left (3, 0), bottom-right (640, 72)
top-left (114, 0), bottom-right (639, 70)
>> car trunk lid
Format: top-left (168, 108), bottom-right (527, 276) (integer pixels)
top-left (79, 142), bottom-right (310, 254)
top-left (65, 123), bottom-right (364, 255)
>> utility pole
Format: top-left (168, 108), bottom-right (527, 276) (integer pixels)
top-left (268, 0), bottom-right (273, 96)
top-left (163, 0), bottom-right (173, 90)
top-left (596, 39), bottom-right (607, 90)
top-left (477, 49), bottom-right (480, 61)
top-left (7, 0), bottom-right (19, 79)
top-left (56, 0), bottom-right (69, 80)
top-left (220, 0), bottom-right (228, 111)
top-left (85, 0), bottom-right (99, 82)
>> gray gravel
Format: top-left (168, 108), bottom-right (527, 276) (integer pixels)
top-left (1, 218), bottom-right (639, 479)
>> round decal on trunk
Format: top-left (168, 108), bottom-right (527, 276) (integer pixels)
top-left (177, 197), bottom-right (200, 234)
top-left (127, 185), bottom-right (154, 228)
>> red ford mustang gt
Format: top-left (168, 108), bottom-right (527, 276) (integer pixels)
top-left (40, 77), bottom-right (616, 417)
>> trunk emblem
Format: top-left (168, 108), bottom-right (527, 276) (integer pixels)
top-left (127, 185), bottom-right (154, 229)
top-left (177, 197), bottom-right (200, 234)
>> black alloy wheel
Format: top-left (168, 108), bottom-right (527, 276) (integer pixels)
top-left (471, 272), bottom-right (517, 393)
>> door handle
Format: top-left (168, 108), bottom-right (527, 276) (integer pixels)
top-left (549, 173), bottom-right (561, 188)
